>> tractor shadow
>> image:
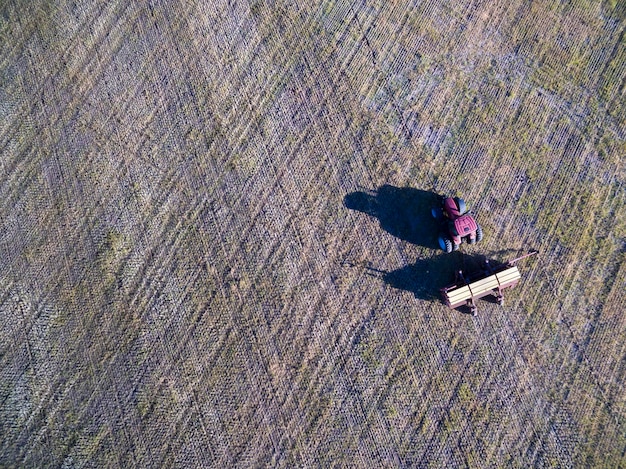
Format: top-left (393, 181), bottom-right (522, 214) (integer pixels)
top-left (344, 185), bottom-right (440, 249)
top-left (367, 252), bottom-right (493, 313)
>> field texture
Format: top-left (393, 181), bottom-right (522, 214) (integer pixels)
top-left (1, 0), bottom-right (625, 467)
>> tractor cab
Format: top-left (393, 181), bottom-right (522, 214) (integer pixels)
top-left (433, 196), bottom-right (483, 253)
top-left (450, 214), bottom-right (478, 239)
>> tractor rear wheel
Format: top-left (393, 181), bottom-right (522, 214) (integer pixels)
top-left (475, 225), bottom-right (483, 243)
top-left (439, 235), bottom-right (453, 253)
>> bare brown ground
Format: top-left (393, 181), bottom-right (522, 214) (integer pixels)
top-left (1, 0), bottom-right (624, 467)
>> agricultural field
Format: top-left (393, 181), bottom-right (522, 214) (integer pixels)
top-left (1, 0), bottom-right (624, 467)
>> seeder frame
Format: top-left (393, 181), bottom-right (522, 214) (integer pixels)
top-left (440, 252), bottom-right (537, 315)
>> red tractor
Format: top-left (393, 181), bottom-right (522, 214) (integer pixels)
top-left (432, 196), bottom-right (483, 253)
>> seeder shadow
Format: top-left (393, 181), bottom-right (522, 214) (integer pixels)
top-left (367, 252), bottom-right (492, 313)
top-left (344, 185), bottom-right (440, 249)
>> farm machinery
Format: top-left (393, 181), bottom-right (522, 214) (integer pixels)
top-left (345, 186), bottom-right (536, 316)
top-left (432, 196), bottom-right (483, 253)
top-left (440, 251), bottom-right (538, 315)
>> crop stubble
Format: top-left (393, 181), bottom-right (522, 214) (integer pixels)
top-left (1, 0), bottom-right (625, 467)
